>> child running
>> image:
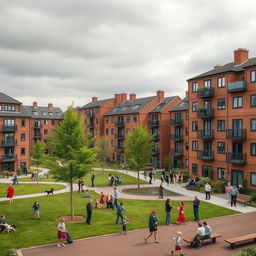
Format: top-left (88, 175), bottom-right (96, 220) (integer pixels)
top-left (171, 231), bottom-right (184, 256)
top-left (121, 216), bottom-right (129, 235)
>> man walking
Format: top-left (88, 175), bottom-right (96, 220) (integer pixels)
top-left (116, 202), bottom-right (126, 224)
top-left (193, 196), bottom-right (200, 221)
top-left (230, 185), bottom-right (238, 207)
top-left (91, 173), bottom-right (95, 187)
top-left (113, 187), bottom-right (118, 209)
top-left (204, 182), bottom-right (211, 200)
top-left (86, 199), bottom-right (92, 225)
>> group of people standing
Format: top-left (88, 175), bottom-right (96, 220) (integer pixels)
top-left (225, 183), bottom-right (239, 207)
top-left (108, 173), bottom-right (122, 186)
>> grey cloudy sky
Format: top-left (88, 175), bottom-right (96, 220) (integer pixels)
top-left (1, 0), bottom-right (256, 110)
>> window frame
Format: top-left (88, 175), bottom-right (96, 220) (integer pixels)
top-left (217, 120), bottom-right (226, 132)
top-left (192, 163), bottom-right (198, 176)
top-left (217, 142), bottom-right (225, 154)
top-left (217, 98), bottom-right (226, 110)
top-left (217, 77), bottom-right (225, 88)
top-left (217, 168), bottom-right (225, 180)
top-left (250, 143), bottom-right (256, 156)
top-left (251, 70), bottom-right (256, 83)
top-left (192, 121), bottom-right (198, 131)
top-left (192, 82), bottom-right (198, 93)
top-left (251, 119), bottom-right (256, 131)
top-left (192, 102), bottom-right (198, 112)
top-left (250, 172), bottom-right (256, 186)
top-left (250, 94), bottom-right (256, 107)
top-left (233, 96), bottom-right (243, 109)
top-left (192, 141), bottom-right (198, 151)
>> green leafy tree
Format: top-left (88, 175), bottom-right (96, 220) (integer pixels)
top-left (95, 136), bottom-right (110, 175)
top-left (125, 126), bottom-right (154, 189)
top-left (48, 106), bottom-right (96, 219)
top-left (29, 141), bottom-right (45, 183)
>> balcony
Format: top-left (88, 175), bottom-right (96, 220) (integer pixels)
top-left (115, 121), bottom-right (125, 128)
top-left (171, 134), bottom-right (183, 141)
top-left (170, 119), bottom-right (183, 126)
top-left (226, 129), bottom-right (246, 140)
top-left (152, 149), bottom-right (160, 155)
top-left (197, 129), bottom-right (214, 139)
top-left (1, 139), bottom-right (17, 147)
top-left (1, 125), bottom-right (17, 132)
top-left (34, 123), bottom-right (42, 129)
top-left (34, 133), bottom-right (42, 139)
top-left (1, 154), bottom-right (17, 162)
top-left (226, 153), bottom-right (246, 165)
top-left (87, 123), bottom-right (94, 129)
top-left (197, 87), bottom-right (214, 98)
top-left (227, 81), bottom-right (247, 93)
top-left (115, 147), bottom-right (125, 153)
top-left (148, 120), bottom-right (159, 127)
top-left (152, 134), bottom-right (159, 142)
top-left (197, 150), bottom-right (214, 161)
top-left (171, 148), bottom-right (183, 157)
top-left (197, 108), bottom-right (214, 119)
top-left (115, 134), bottom-right (125, 140)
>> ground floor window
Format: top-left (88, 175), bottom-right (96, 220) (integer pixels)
top-left (1, 163), bottom-right (14, 171)
top-left (217, 168), bottom-right (225, 180)
top-left (192, 163), bottom-right (198, 176)
top-left (202, 165), bottom-right (212, 178)
top-left (251, 172), bottom-right (256, 186)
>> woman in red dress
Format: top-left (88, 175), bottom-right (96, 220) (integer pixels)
top-left (99, 192), bottom-right (105, 208)
top-left (176, 201), bottom-right (185, 224)
top-left (6, 184), bottom-right (15, 204)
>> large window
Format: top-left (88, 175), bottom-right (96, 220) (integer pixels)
top-left (192, 141), bottom-right (198, 151)
top-left (192, 82), bottom-right (198, 93)
top-left (217, 120), bottom-right (225, 131)
top-left (251, 95), bottom-right (256, 107)
top-left (251, 119), bottom-right (256, 131)
top-left (217, 142), bottom-right (225, 154)
top-left (217, 98), bottom-right (226, 110)
top-left (192, 164), bottom-right (198, 175)
top-left (233, 96), bottom-right (243, 108)
top-left (251, 173), bottom-right (256, 186)
top-left (251, 143), bottom-right (256, 156)
top-left (192, 121), bottom-right (198, 131)
top-left (217, 168), bottom-right (225, 180)
top-left (21, 147), bottom-right (26, 155)
top-left (4, 105), bottom-right (15, 112)
top-left (251, 70), bottom-right (256, 83)
top-left (192, 102), bottom-right (198, 112)
top-left (204, 80), bottom-right (211, 88)
top-left (218, 77), bottom-right (225, 88)
top-left (202, 165), bottom-right (211, 177)
top-left (21, 119), bottom-right (26, 127)
top-left (21, 133), bottom-right (26, 141)
top-left (105, 128), bottom-right (109, 135)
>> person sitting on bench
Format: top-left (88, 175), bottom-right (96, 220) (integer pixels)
top-left (202, 221), bottom-right (212, 239)
top-left (192, 222), bottom-right (205, 247)
top-left (0, 215), bottom-right (6, 232)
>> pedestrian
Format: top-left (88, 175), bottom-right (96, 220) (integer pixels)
top-left (6, 184), bottom-right (14, 204)
top-left (193, 196), bottom-right (200, 221)
top-left (149, 170), bottom-right (153, 184)
top-left (225, 182), bottom-right (232, 203)
top-left (57, 217), bottom-right (67, 247)
top-left (152, 168), bottom-right (156, 181)
top-left (24, 166), bottom-right (28, 176)
top-left (116, 202), bottom-right (126, 224)
top-left (176, 201), bottom-right (185, 224)
top-left (238, 184), bottom-right (244, 194)
top-left (159, 182), bottom-right (164, 199)
top-left (144, 210), bottom-right (159, 244)
top-left (171, 231), bottom-right (184, 256)
top-left (204, 182), bottom-right (211, 200)
top-left (86, 199), bottom-right (92, 225)
top-left (165, 199), bottom-right (173, 225)
top-left (202, 221), bottom-right (212, 239)
top-left (32, 201), bottom-right (40, 219)
top-left (230, 184), bottom-right (238, 207)
top-left (122, 216), bottom-right (129, 235)
top-left (99, 192), bottom-right (105, 208)
top-left (91, 173), bottom-right (95, 187)
top-left (78, 179), bottom-right (82, 193)
top-left (113, 187), bottom-right (118, 209)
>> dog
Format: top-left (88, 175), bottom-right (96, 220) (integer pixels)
top-left (2, 224), bottom-right (16, 233)
top-left (45, 188), bottom-right (54, 196)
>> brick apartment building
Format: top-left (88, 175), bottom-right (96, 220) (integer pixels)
top-left (188, 48), bottom-right (256, 188)
top-left (0, 92), bottom-right (63, 172)
top-left (170, 96), bottom-right (189, 169)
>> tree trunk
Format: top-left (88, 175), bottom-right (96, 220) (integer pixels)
top-left (70, 180), bottom-right (74, 220)
top-left (137, 170), bottom-right (140, 189)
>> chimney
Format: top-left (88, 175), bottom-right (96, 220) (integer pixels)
top-left (92, 97), bottom-right (98, 102)
top-left (32, 102), bottom-right (38, 108)
top-left (121, 93), bottom-right (127, 102)
top-left (114, 94), bottom-right (121, 104)
top-left (48, 103), bottom-right (53, 108)
top-left (157, 90), bottom-right (164, 102)
top-left (129, 93), bottom-right (136, 101)
top-left (234, 48), bottom-right (249, 65)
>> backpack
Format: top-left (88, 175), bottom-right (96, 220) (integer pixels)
top-left (66, 233), bottom-right (73, 244)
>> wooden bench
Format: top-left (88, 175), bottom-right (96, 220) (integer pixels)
top-left (225, 233), bottom-right (256, 249)
top-left (183, 233), bottom-right (222, 247)
top-left (237, 194), bottom-right (252, 206)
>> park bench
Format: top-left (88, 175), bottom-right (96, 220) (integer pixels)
top-left (183, 232), bottom-right (222, 247)
top-left (237, 194), bottom-right (252, 206)
top-left (225, 233), bottom-right (256, 249)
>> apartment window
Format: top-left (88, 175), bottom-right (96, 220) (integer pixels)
top-left (106, 128), bottom-right (109, 135)
top-left (217, 142), bottom-right (225, 154)
top-left (250, 95), bottom-right (256, 107)
top-left (21, 133), bottom-right (26, 141)
top-left (133, 116), bottom-right (137, 123)
top-left (217, 98), bottom-right (226, 110)
top-left (218, 77), bottom-right (225, 88)
top-left (251, 173), bottom-right (256, 186)
top-left (204, 80), bottom-right (211, 88)
top-left (44, 120), bottom-right (48, 125)
top-left (32, 111), bottom-right (38, 116)
top-left (251, 70), bottom-right (256, 83)
top-left (250, 143), bottom-right (256, 156)
top-left (51, 120), bottom-right (55, 125)
top-left (44, 129), bottom-right (48, 135)
top-left (4, 105), bottom-right (15, 112)
top-left (192, 141), bottom-right (198, 151)
top-left (186, 112), bottom-right (189, 120)
top-left (217, 168), bottom-right (225, 180)
top-left (126, 116), bottom-right (130, 123)
top-left (106, 118), bottom-right (109, 124)
top-left (217, 120), bottom-right (225, 131)
top-left (96, 119), bottom-right (99, 124)
top-left (192, 121), bottom-right (198, 131)
top-left (48, 112), bottom-right (53, 116)
top-left (111, 128), bottom-right (114, 135)
top-left (192, 102), bottom-right (198, 112)
top-left (233, 96), bottom-right (243, 108)
top-left (192, 82), bottom-right (198, 93)
top-left (111, 140), bottom-right (114, 147)
top-left (111, 117), bottom-right (115, 123)
top-left (186, 143), bottom-right (189, 151)
top-left (185, 127), bottom-right (189, 136)
top-left (192, 164), bottom-right (198, 175)
top-left (21, 147), bottom-right (26, 155)
top-left (251, 119), bottom-right (256, 131)
top-left (21, 119), bottom-right (26, 127)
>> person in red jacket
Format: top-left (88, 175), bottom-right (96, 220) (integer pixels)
top-left (6, 184), bottom-right (15, 204)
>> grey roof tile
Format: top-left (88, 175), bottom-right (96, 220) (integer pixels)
top-left (170, 97), bottom-right (188, 112)
top-left (23, 105), bottom-right (64, 119)
top-left (149, 96), bottom-right (178, 113)
top-left (80, 98), bottom-right (113, 109)
top-left (0, 92), bottom-right (22, 104)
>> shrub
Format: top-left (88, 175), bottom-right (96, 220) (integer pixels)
top-left (234, 247), bottom-right (256, 256)
top-left (5, 249), bottom-right (18, 256)
top-left (182, 173), bottom-right (189, 183)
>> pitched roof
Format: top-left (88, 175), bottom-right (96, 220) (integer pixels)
top-left (105, 96), bottom-right (157, 116)
top-left (80, 98), bottom-right (113, 109)
top-left (149, 96), bottom-right (178, 113)
top-left (0, 92), bottom-right (21, 104)
top-left (0, 105), bottom-right (30, 117)
top-left (188, 57), bottom-right (256, 81)
top-left (23, 105), bottom-right (64, 119)
top-left (170, 96), bottom-right (188, 112)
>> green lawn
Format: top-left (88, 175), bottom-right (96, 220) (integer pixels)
top-left (0, 184), bottom-right (66, 197)
top-left (0, 191), bottom-right (238, 256)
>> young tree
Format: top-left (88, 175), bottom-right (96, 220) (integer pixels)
top-left (48, 106), bottom-right (96, 219)
top-left (29, 141), bottom-right (45, 183)
top-left (95, 136), bottom-right (110, 175)
top-left (125, 126), bottom-right (154, 189)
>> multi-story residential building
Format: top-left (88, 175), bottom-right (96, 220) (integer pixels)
top-left (188, 48), bottom-right (256, 188)
top-left (0, 92), bottom-right (63, 172)
top-left (170, 96), bottom-right (189, 169)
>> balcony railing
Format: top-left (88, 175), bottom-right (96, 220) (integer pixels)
top-left (197, 150), bottom-right (214, 161)
top-left (226, 153), bottom-right (246, 165)
top-left (1, 125), bottom-right (17, 132)
top-left (1, 139), bottom-right (17, 147)
top-left (115, 121), bottom-right (125, 127)
top-left (197, 129), bottom-right (214, 139)
top-left (171, 148), bottom-right (183, 157)
top-left (115, 147), bottom-right (125, 153)
top-left (226, 129), bottom-right (246, 140)
top-left (34, 133), bottom-right (42, 139)
top-left (152, 134), bottom-right (159, 142)
top-left (148, 120), bottom-right (159, 127)
top-left (227, 81), bottom-right (247, 93)
top-left (115, 134), bottom-right (125, 140)
top-left (170, 119), bottom-right (183, 126)
top-left (1, 154), bottom-right (17, 162)
top-left (171, 134), bottom-right (183, 141)
top-left (197, 108), bottom-right (214, 119)
top-left (34, 123), bottom-right (42, 129)
top-left (197, 88), bottom-right (214, 98)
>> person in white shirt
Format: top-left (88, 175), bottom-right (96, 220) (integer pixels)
top-left (193, 222), bottom-right (205, 247)
top-left (204, 182), bottom-right (211, 200)
top-left (203, 221), bottom-right (212, 239)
